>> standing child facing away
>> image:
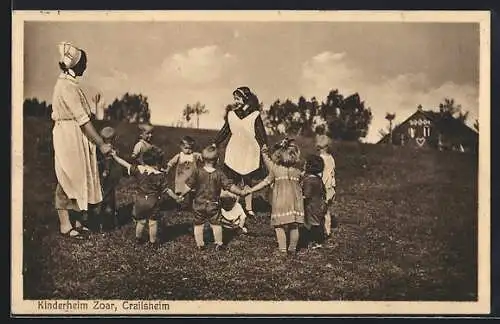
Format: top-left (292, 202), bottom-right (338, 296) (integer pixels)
top-left (248, 139), bottom-right (305, 256)
top-left (111, 149), bottom-right (180, 247)
top-left (179, 144), bottom-right (246, 251)
top-left (131, 123), bottom-right (155, 164)
top-left (95, 126), bottom-right (124, 232)
top-left (163, 136), bottom-right (202, 210)
top-left (316, 134), bottom-right (338, 237)
top-left (301, 154), bottom-right (327, 250)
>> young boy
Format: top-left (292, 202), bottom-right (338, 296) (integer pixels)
top-left (93, 126), bottom-right (124, 232)
top-left (112, 149), bottom-right (180, 247)
top-left (315, 134), bottom-right (338, 237)
top-left (131, 123), bottom-right (155, 164)
top-left (180, 144), bottom-right (245, 251)
top-left (163, 136), bottom-right (203, 210)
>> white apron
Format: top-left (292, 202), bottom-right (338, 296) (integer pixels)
top-left (224, 110), bottom-right (261, 175)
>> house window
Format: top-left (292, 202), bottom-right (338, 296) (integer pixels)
top-left (423, 126), bottom-right (431, 137)
top-left (408, 127), bottom-right (415, 138)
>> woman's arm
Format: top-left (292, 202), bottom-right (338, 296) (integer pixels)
top-left (254, 114), bottom-right (268, 146)
top-left (80, 121), bottom-right (112, 155)
top-left (213, 119), bottom-right (231, 146)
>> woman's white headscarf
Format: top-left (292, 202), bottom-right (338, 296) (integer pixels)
top-left (58, 42), bottom-right (82, 69)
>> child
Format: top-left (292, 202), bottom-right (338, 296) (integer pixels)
top-left (111, 149), bottom-right (180, 247)
top-left (248, 139), bottom-right (305, 256)
top-left (180, 144), bottom-right (246, 251)
top-left (316, 134), bottom-right (338, 237)
top-left (163, 136), bottom-right (202, 210)
top-left (220, 192), bottom-right (248, 235)
top-left (131, 123), bottom-right (155, 164)
top-left (301, 154), bottom-right (327, 249)
top-left (94, 126), bottom-right (124, 232)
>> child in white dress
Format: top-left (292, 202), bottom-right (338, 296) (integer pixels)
top-left (316, 135), bottom-right (338, 237)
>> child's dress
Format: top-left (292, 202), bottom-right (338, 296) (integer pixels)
top-left (167, 152), bottom-right (202, 195)
top-left (263, 157), bottom-right (305, 227)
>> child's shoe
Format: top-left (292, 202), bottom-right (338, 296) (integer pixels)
top-left (239, 227), bottom-right (248, 235)
top-left (135, 237), bottom-right (147, 245)
top-left (196, 245), bottom-right (206, 251)
top-left (148, 241), bottom-right (161, 249)
top-left (311, 243), bottom-right (323, 250)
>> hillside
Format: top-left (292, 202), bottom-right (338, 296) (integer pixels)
top-left (21, 117), bottom-right (478, 301)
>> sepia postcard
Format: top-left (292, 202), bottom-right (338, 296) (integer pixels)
top-left (11, 10), bottom-right (491, 316)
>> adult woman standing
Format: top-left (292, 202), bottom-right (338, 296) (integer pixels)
top-left (51, 42), bottom-right (113, 240)
top-left (212, 86), bottom-right (268, 216)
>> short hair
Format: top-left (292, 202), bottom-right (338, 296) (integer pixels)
top-left (201, 145), bottom-right (218, 161)
top-left (180, 136), bottom-right (195, 147)
top-left (220, 196), bottom-right (237, 211)
top-left (305, 154), bottom-right (325, 175)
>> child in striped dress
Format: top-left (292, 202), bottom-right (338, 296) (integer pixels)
top-left (248, 139), bottom-right (304, 256)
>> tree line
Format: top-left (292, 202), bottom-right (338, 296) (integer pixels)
top-left (24, 88), bottom-right (478, 143)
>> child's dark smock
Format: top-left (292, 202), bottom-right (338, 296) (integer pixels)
top-left (97, 151), bottom-right (125, 227)
top-left (185, 166), bottom-right (234, 225)
top-left (127, 164), bottom-right (169, 221)
top-left (302, 174), bottom-right (327, 230)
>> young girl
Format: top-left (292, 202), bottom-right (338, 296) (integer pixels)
top-left (213, 86), bottom-right (268, 216)
top-left (302, 154), bottom-right (327, 249)
top-left (248, 139), bottom-right (304, 256)
top-left (112, 149), bottom-right (180, 247)
top-left (180, 145), bottom-right (246, 251)
top-left (131, 123), bottom-right (155, 164)
top-left (316, 134), bottom-right (338, 237)
top-left (163, 136), bottom-right (202, 210)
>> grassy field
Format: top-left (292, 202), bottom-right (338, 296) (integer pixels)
top-left (21, 116), bottom-right (478, 301)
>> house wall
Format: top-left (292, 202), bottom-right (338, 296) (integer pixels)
top-left (391, 112), bottom-right (437, 149)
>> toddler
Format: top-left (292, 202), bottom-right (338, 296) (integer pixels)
top-left (301, 154), bottom-right (327, 249)
top-left (163, 136), bottom-right (202, 210)
top-left (220, 192), bottom-right (248, 235)
top-left (131, 123), bottom-right (155, 164)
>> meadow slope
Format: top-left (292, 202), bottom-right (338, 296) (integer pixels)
top-left (21, 117), bottom-right (478, 301)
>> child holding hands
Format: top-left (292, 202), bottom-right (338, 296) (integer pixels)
top-left (179, 144), bottom-right (246, 251)
top-left (112, 149), bottom-right (180, 247)
top-left (247, 139), bottom-right (305, 256)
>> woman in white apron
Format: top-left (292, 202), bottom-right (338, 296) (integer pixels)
top-left (213, 87), bottom-right (268, 216)
top-left (51, 42), bottom-right (113, 240)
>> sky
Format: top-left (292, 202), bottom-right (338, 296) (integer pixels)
top-left (24, 21), bottom-right (480, 143)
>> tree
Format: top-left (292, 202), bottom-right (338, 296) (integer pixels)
top-left (105, 93), bottom-right (151, 123)
top-left (183, 102), bottom-right (209, 129)
top-left (322, 91), bottom-right (372, 141)
top-left (385, 113), bottom-right (396, 145)
top-left (23, 98), bottom-right (52, 118)
top-left (439, 98), bottom-right (469, 124)
top-left (91, 92), bottom-right (103, 120)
